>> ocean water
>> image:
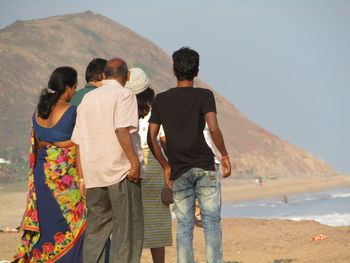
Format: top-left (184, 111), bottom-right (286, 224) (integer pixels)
top-left (221, 187), bottom-right (350, 226)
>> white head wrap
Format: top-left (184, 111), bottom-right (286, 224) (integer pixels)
top-left (125, 67), bottom-right (150, 94)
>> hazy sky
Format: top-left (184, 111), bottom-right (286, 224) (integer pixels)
top-left (0, 0), bottom-right (349, 173)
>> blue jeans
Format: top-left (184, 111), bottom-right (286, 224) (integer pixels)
top-left (173, 167), bottom-right (222, 263)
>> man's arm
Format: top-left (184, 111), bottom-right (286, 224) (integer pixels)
top-left (205, 112), bottom-right (231, 178)
top-left (147, 123), bottom-right (172, 187)
top-left (115, 127), bottom-right (140, 182)
top-left (159, 136), bottom-right (168, 158)
top-left (75, 144), bottom-right (86, 199)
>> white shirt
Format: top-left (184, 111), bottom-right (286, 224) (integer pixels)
top-left (71, 79), bottom-right (144, 188)
top-left (139, 112), bottom-right (164, 149)
top-left (203, 123), bottom-right (220, 164)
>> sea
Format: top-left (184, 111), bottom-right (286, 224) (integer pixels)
top-left (221, 187), bottom-right (350, 226)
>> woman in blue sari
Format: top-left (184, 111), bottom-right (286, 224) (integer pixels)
top-left (13, 67), bottom-right (86, 263)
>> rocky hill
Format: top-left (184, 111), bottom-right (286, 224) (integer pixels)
top-left (0, 11), bottom-right (336, 178)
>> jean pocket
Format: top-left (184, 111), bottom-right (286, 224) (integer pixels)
top-left (173, 190), bottom-right (184, 202)
top-left (195, 171), bottom-right (218, 197)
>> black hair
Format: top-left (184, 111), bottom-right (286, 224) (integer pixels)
top-left (85, 58), bottom-right (107, 83)
top-left (136, 87), bottom-right (155, 119)
top-left (37, 67), bottom-right (77, 119)
top-left (172, 47), bottom-right (199, 81)
top-left (104, 60), bottom-right (128, 79)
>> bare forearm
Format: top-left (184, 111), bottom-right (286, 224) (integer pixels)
top-left (152, 140), bottom-right (169, 169)
top-left (205, 112), bottom-right (228, 156)
top-left (75, 144), bottom-right (87, 198)
top-left (148, 125), bottom-right (172, 186)
top-left (211, 128), bottom-right (232, 178)
top-left (210, 128), bottom-right (228, 156)
top-left (147, 125), bottom-right (169, 169)
top-left (205, 112), bottom-right (231, 177)
top-left (75, 145), bottom-right (84, 180)
top-left (159, 136), bottom-right (168, 158)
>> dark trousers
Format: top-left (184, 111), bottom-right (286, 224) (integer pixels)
top-left (83, 178), bottom-right (144, 263)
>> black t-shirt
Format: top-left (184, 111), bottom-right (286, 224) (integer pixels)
top-left (149, 86), bottom-right (216, 180)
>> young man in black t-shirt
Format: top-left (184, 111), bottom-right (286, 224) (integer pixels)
top-left (148, 47), bottom-right (231, 263)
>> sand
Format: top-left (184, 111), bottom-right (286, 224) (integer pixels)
top-left (1, 174), bottom-right (350, 262)
top-left (1, 219), bottom-right (350, 263)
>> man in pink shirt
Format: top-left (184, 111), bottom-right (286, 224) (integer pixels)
top-left (72, 58), bottom-right (144, 263)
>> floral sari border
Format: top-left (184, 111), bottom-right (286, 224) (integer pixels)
top-left (12, 129), bottom-right (86, 263)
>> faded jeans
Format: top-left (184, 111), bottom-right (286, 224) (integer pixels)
top-left (173, 167), bottom-right (222, 263)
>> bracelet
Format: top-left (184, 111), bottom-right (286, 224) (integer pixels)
top-left (79, 178), bottom-right (84, 182)
top-left (221, 155), bottom-right (229, 160)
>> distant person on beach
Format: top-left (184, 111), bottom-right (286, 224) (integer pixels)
top-left (255, 177), bottom-right (263, 187)
top-left (125, 67), bottom-right (172, 263)
top-left (72, 58), bottom-right (144, 263)
top-left (70, 58), bottom-right (107, 106)
top-left (13, 67), bottom-right (86, 262)
top-left (148, 47), bottom-right (232, 263)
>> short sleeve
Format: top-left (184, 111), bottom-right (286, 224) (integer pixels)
top-left (149, 96), bottom-right (162, 124)
top-left (201, 90), bottom-right (217, 114)
top-left (114, 91), bottom-right (139, 132)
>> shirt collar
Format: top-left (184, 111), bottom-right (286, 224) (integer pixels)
top-left (102, 79), bottom-right (124, 88)
top-left (85, 83), bottom-right (97, 89)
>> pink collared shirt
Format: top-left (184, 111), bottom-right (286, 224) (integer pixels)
top-left (72, 79), bottom-right (144, 188)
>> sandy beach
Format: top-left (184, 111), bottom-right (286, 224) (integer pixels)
top-left (1, 218), bottom-right (350, 263)
top-left (2, 174), bottom-right (350, 228)
top-left (1, 174), bottom-right (350, 262)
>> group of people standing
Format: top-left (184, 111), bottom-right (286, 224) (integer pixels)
top-left (12, 47), bottom-right (231, 263)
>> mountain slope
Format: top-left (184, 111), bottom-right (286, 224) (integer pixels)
top-left (0, 11), bottom-right (336, 178)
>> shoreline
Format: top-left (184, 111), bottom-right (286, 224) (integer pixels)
top-left (1, 174), bottom-right (350, 228)
top-left (221, 174), bottom-right (350, 204)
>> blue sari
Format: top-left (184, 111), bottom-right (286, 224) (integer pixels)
top-left (13, 106), bottom-right (86, 263)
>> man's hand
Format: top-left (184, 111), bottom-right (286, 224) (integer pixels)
top-left (221, 156), bottom-right (232, 178)
top-left (79, 181), bottom-right (86, 199)
top-left (127, 162), bottom-right (140, 183)
top-left (205, 112), bottom-right (231, 178)
top-left (164, 165), bottom-right (172, 188)
top-left (115, 128), bottom-right (141, 183)
top-left (148, 123), bottom-right (173, 187)
top-left (75, 145), bottom-right (86, 198)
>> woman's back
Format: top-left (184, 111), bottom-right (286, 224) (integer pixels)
top-left (33, 103), bottom-right (77, 143)
top-left (12, 66), bottom-right (86, 263)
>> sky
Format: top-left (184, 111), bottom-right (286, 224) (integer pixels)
top-left (0, 0), bottom-right (349, 173)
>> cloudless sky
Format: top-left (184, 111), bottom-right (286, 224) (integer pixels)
top-left (0, 0), bottom-right (349, 173)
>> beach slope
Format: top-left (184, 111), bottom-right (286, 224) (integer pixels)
top-left (1, 218), bottom-right (349, 263)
